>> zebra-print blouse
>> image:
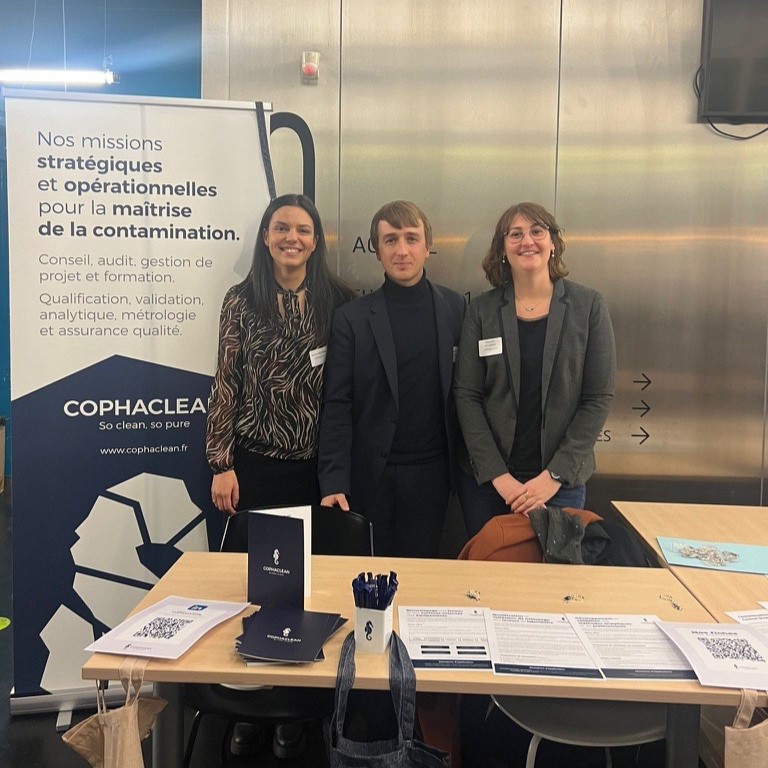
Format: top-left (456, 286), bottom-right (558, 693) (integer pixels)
top-left (206, 279), bottom-right (324, 472)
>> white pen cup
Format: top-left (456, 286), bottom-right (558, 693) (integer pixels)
top-left (354, 604), bottom-right (393, 653)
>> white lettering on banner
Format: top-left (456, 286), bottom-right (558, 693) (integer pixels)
top-left (63, 397), bottom-right (207, 417)
top-left (6, 92), bottom-right (275, 699)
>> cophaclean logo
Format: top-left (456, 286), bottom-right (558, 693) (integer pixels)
top-left (282, 627), bottom-right (291, 637)
top-left (365, 620), bottom-right (373, 641)
top-left (273, 548), bottom-right (280, 565)
top-left (63, 397), bottom-right (207, 417)
top-left (188, 604), bottom-right (207, 611)
top-left (262, 565), bottom-right (290, 575)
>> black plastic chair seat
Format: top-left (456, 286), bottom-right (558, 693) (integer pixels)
top-left (185, 683), bottom-right (335, 724)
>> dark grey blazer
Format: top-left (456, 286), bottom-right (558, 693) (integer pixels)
top-left (318, 278), bottom-right (466, 511)
top-left (454, 278), bottom-right (615, 487)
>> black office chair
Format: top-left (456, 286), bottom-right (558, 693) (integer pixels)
top-left (217, 503), bottom-right (374, 557)
top-left (183, 505), bottom-right (373, 767)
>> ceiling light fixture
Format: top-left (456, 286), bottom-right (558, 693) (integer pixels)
top-left (0, 68), bottom-right (118, 85)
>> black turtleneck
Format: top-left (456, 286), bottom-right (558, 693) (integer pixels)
top-left (382, 273), bottom-right (446, 464)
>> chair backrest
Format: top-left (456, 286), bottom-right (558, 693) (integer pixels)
top-left (311, 505), bottom-right (373, 556)
top-left (220, 510), bottom-right (249, 553)
top-left (219, 505), bottom-right (373, 556)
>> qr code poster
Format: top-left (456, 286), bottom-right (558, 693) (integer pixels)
top-left (658, 621), bottom-right (768, 690)
top-left (86, 595), bottom-right (249, 660)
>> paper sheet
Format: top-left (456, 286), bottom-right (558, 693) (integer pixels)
top-left (659, 621), bottom-right (768, 689)
top-left (567, 614), bottom-right (695, 679)
top-left (86, 595), bottom-right (249, 659)
top-left (486, 611), bottom-right (602, 678)
top-left (397, 606), bottom-right (492, 669)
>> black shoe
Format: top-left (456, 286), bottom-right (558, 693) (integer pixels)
top-left (230, 721), bottom-right (265, 756)
top-left (272, 722), bottom-right (306, 759)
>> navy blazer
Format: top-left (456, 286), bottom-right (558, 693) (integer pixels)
top-left (318, 277), bottom-right (466, 511)
top-left (454, 278), bottom-right (615, 487)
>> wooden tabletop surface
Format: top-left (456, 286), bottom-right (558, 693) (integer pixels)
top-left (81, 551), bottom-right (751, 705)
top-left (612, 501), bottom-right (768, 623)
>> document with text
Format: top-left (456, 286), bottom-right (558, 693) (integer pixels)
top-left (86, 595), bottom-right (250, 659)
top-left (567, 614), bottom-right (696, 680)
top-left (727, 608), bottom-right (768, 637)
top-left (659, 622), bottom-right (768, 689)
top-left (398, 606), bottom-right (492, 669)
top-left (486, 611), bottom-right (602, 678)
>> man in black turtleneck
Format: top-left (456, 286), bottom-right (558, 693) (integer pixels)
top-left (318, 201), bottom-right (465, 557)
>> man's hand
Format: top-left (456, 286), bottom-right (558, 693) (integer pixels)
top-left (321, 493), bottom-right (350, 511)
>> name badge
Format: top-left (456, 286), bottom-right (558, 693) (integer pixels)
top-left (452, 346), bottom-right (458, 363)
top-left (309, 346), bottom-right (327, 367)
top-left (478, 337), bottom-right (502, 357)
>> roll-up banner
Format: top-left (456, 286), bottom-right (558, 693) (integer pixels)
top-left (5, 91), bottom-right (275, 698)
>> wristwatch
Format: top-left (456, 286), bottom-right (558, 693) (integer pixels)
top-left (547, 469), bottom-right (562, 482)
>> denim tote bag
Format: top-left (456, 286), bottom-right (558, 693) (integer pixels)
top-left (327, 631), bottom-right (450, 768)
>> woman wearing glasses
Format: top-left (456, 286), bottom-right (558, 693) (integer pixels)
top-left (454, 202), bottom-right (615, 537)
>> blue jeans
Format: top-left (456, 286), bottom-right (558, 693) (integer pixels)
top-left (457, 467), bottom-right (587, 539)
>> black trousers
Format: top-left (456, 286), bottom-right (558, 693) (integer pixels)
top-left (363, 458), bottom-right (449, 558)
top-left (233, 444), bottom-right (319, 510)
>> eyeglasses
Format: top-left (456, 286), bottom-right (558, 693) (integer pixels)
top-left (504, 225), bottom-right (550, 243)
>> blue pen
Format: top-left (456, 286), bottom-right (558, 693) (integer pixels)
top-left (382, 571), bottom-right (398, 609)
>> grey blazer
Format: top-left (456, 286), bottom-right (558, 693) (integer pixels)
top-left (453, 278), bottom-right (615, 487)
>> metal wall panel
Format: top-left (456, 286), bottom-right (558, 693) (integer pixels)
top-left (202, 0), bottom-right (342, 248)
top-left (337, 0), bottom-right (561, 294)
top-left (557, 0), bottom-right (767, 492)
top-left (202, 0), bottom-right (767, 504)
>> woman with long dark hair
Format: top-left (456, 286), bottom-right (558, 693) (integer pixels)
top-left (206, 194), bottom-right (353, 758)
top-left (207, 193), bottom-right (353, 515)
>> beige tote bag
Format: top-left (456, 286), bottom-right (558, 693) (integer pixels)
top-left (723, 689), bottom-right (768, 768)
top-left (62, 657), bottom-right (166, 768)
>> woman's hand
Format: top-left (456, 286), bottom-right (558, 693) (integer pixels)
top-left (510, 471), bottom-right (562, 517)
top-left (491, 473), bottom-right (526, 506)
top-left (211, 470), bottom-right (239, 514)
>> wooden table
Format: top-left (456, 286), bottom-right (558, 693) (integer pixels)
top-left (611, 501), bottom-right (768, 623)
top-left (82, 552), bottom-right (734, 768)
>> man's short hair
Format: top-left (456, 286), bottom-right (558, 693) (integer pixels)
top-left (369, 200), bottom-right (433, 251)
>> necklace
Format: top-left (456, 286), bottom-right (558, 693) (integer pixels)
top-left (514, 294), bottom-right (549, 313)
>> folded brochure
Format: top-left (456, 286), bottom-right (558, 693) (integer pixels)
top-left (236, 606), bottom-right (347, 664)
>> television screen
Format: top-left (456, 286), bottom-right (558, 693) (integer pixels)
top-left (698, 0), bottom-right (768, 123)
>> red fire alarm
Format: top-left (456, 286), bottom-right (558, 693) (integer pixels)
top-left (301, 51), bottom-right (320, 83)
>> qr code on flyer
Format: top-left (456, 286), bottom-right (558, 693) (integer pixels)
top-left (133, 616), bottom-right (193, 640)
top-left (698, 635), bottom-right (765, 663)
